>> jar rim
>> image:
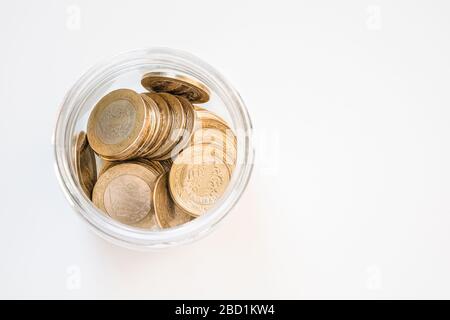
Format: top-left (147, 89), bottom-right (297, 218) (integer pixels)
top-left (53, 47), bottom-right (254, 249)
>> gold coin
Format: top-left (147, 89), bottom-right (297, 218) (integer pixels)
top-left (156, 96), bottom-right (197, 160)
top-left (75, 131), bottom-right (97, 198)
top-left (87, 89), bottom-right (149, 159)
top-left (92, 162), bottom-right (158, 225)
top-left (142, 92), bottom-right (173, 156)
top-left (153, 172), bottom-right (194, 229)
top-left (148, 93), bottom-right (186, 159)
top-left (169, 144), bottom-right (231, 216)
top-left (141, 72), bottom-right (210, 103)
top-left (76, 131), bottom-right (88, 151)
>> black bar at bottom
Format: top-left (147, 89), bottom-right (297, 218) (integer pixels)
top-left (0, 300), bottom-right (447, 318)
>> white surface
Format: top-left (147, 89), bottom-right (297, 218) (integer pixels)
top-left (1, 0), bottom-right (450, 299)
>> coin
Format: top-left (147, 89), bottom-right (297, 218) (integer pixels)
top-left (153, 172), bottom-right (194, 228)
top-left (169, 144), bottom-right (231, 216)
top-left (148, 93), bottom-right (186, 159)
top-left (142, 92), bottom-right (173, 156)
top-left (87, 89), bottom-right (149, 159)
top-left (76, 131), bottom-right (88, 151)
top-left (92, 162), bottom-right (158, 225)
top-left (156, 96), bottom-right (197, 160)
top-left (141, 72), bottom-right (210, 103)
top-left (75, 131), bottom-right (97, 198)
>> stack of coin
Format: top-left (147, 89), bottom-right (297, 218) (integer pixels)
top-left (86, 88), bottom-right (198, 161)
top-left (77, 73), bottom-right (237, 229)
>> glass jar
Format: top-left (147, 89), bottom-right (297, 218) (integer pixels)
top-left (53, 47), bottom-right (254, 250)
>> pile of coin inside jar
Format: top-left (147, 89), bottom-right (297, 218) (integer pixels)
top-left (75, 73), bottom-right (237, 229)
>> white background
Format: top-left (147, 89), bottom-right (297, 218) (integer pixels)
top-left (1, 0), bottom-right (450, 299)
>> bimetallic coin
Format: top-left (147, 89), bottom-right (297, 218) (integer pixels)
top-left (76, 131), bottom-right (97, 198)
top-left (92, 163), bottom-right (158, 225)
top-left (87, 89), bottom-right (149, 159)
top-left (141, 72), bottom-right (210, 103)
top-left (154, 173), bottom-right (194, 229)
top-left (169, 144), bottom-right (231, 216)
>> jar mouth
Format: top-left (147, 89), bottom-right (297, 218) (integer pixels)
top-left (53, 47), bottom-right (254, 249)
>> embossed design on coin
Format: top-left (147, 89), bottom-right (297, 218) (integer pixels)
top-left (96, 99), bottom-right (136, 145)
top-left (169, 145), bottom-right (231, 216)
top-left (87, 89), bottom-right (148, 159)
top-left (103, 175), bottom-right (151, 224)
top-left (92, 163), bottom-right (158, 226)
